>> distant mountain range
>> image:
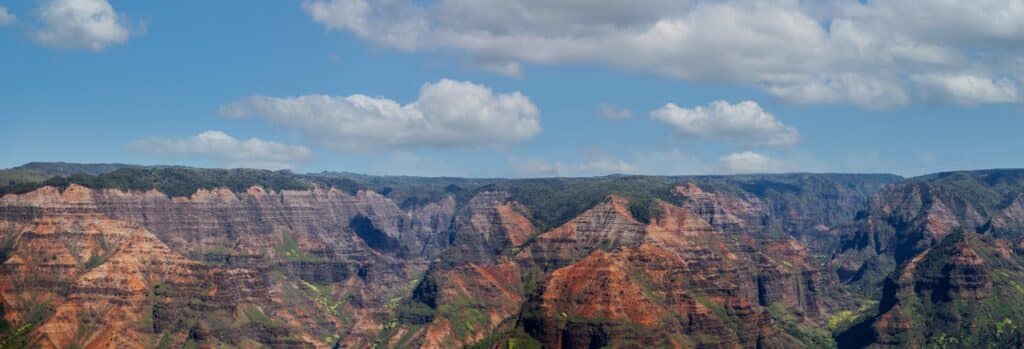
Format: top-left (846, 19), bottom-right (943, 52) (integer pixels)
top-left (2, 162), bottom-right (1023, 348)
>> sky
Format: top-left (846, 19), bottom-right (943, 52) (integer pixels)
top-left (1, 0), bottom-right (1023, 178)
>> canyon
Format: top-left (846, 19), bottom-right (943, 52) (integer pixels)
top-left (1, 164), bottom-right (1023, 348)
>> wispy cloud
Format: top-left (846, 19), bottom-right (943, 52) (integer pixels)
top-left (509, 156), bottom-right (636, 177)
top-left (598, 104), bottom-right (634, 120)
top-left (718, 151), bottom-right (788, 174)
top-left (130, 131), bottom-right (312, 170)
top-left (0, 6), bottom-right (16, 26)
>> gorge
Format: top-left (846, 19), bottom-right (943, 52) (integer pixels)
top-left (2, 163), bottom-right (1024, 348)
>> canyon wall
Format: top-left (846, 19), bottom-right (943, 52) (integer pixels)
top-left (0, 172), bottom-right (901, 348)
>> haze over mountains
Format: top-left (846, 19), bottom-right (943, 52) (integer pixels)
top-left (1, 162), bottom-right (1023, 348)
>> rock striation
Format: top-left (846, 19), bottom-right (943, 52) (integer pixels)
top-left (0, 184), bottom-right (453, 348)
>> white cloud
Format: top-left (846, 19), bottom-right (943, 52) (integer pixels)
top-left (302, 0), bottom-right (1024, 108)
top-left (509, 156), bottom-right (636, 177)
top-left (0, 6), bottom-right (16, 26)
top-left (32, 0), bottom-right (136, 51)
top-left (718, 151), bottom-right (788, 174)
top-left (475, 59), bottom-right (523, 78)
top-left (911, 74), bottom-right (1021, 105)
top-left (510, 149), bottom-right (704, 177)
top-left (598, 104), bottom-right (633, 120)
top-left (650, 100), bottom-right (799, 146)
top-left (220, 79), bottom-right (541, 152)
top-left (509, 149), bottom-right (801, 177)
top-left (130, 131), bottom-right (312, 170)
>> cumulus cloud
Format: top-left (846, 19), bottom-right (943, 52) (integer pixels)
top-left (718, 151), bottom-right (788, 174)
top-left (650, 100), bottom-right (799, 146)
top-left (32, 0), bottom-right (137, 51)
top-left (598, 104), bottom-right (633, 120)
top-left (302, 0), bottom-right (1024, 108)
top-left (220, 79), bottom-right (541, 152)
top-left (509, 156), bottom-right (636, 177)
top-left (0, 6), bottom-right (16, 26)
top-left (130, 131), bottom-right (312, 170)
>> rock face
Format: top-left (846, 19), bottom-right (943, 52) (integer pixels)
top-left (516, 200), bottom-right (837, 349)
top-left (832, 170), bottom-right (1024, 348)
top-left (838, 231), bottom-right (1024, 348)
top-left (393, 191), bottom-right (535, 348)
top-left (0, 172), bottom-right (903, 348)
top-left (522, 196), bottom-right (647, 271)
top-left (833, 170), bottom-right (1024, 293)
top-left (0, 184), bottom-right (453, 348)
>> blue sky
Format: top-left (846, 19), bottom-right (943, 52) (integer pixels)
top-left (2, 0), bottom-right (1023, 177)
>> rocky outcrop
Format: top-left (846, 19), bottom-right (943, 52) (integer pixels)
top-left (675, 183), bottom-right (769, 234)
top-left (520, 196), bottom-right (646, 271)
top-left (524, 250), bottom-right (670, 348)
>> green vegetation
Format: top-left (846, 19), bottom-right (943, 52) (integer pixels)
top-left (395, 300), bottom-right (434, 325)
top-left (279, 233), bottom-right (323, 262)
top-left (0, 295), bottom-right (54, 349)
top-left (12, 162), bottom-right (135, 177)
top-left (300, 280), bottom-right (346, 317)
top-left (765, 303), bottom-right (835, 348)
top-left (845, 230), bottom-right (1024, 348)
top-left (312, 171), bottom-right (499, 209)
top-left (0, 169), bottom-right (51, 196)
top-left (466, 327), bottom-right (543, 349)
top-left (83, 254), bottom-right (106, 270)
top-left (491, 176), bottom-right (684, 230)
top-left (441, 302), bottom-right (488, 340)
top-left (155, 333), bottom-right (174, 349)
top-left (520, 269), bottom-right (539, 296)
top-left (628, 196), bottom-right (662, 224)
top-left (0, 322), bottom-right (33, 349)
top-left (82, 236), bottom-right (115, 271)
top-left (826, 300), bottom-right (878, 333)
top-left (242, 306), bottom-right (274, 327)
top-left (0, 162), bottom-right (135, 196)
top-left (35, 167), bottom-right (313, 197)
top-left (505, 335), bottom-right (544, 349)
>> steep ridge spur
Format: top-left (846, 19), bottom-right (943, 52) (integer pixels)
top-left (514, 196), bottom-right (841, 348)
top-left (834, 170), bottom-right (1024, 348)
